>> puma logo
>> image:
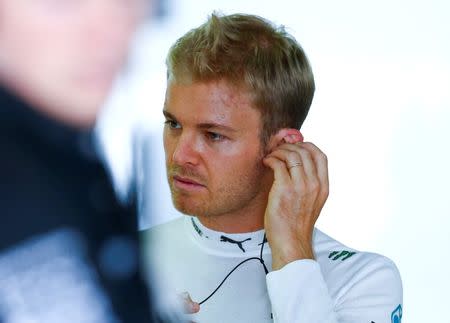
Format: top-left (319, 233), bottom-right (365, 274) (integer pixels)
top-left (220, 235), bottom-right (252, 252)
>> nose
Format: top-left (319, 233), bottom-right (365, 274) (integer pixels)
top-left (171, 132), bottom-right (200, 167)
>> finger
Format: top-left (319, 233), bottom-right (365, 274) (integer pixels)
top-left (263, 155), bottom-right (291, 184)
top-left (179, 292), bottom-right (200, 314)
top-left (273, 144), bottom-right (318, 182)
top-left (267, 146), bottom-right (320, 188)
top-left (189, 302), bottom-right (200, 314)
top-left (266, 148), bottom-right (305, 181)
top-left (300, 143), bottom-right (329, 196)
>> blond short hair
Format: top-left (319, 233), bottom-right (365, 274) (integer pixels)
top-left (167, 12), bottom-right (315, 145)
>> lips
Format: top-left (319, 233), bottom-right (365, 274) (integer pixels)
top-left (172, 175), bottom-right (205, 188)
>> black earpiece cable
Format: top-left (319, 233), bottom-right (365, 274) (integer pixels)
top-left (198, 233), bottom-right (269, 305)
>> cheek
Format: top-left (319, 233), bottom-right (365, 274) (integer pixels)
top-left (163, 131), bottom-right (174, 161)
top-left (212, 149), bottom-right (264, 182)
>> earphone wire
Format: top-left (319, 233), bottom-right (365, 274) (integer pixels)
top-left (198, 233), bottom-right (268, 305)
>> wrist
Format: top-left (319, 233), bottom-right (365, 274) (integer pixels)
top-left (271, 242), bottom-right (314, 271)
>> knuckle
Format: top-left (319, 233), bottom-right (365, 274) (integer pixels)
top-left (309, 180), bottom-right (320, 193)
top-left (286, 151), bottom-right (299, 161)
top-left (302, 142), bottom-right (315, 150)
top-left (301, 149), bottom-right (312, 159)
top-left (320, 186), bottom-right (330, 200)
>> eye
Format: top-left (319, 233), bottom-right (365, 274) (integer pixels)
top-left (206, 132), bottom-right (225, 141)
top-left (164, 120), bottom-right (181, 129)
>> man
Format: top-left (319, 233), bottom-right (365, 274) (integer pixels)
top-left (142, 12), bottom-right (403, 323)
top-left (0, 1), bottom-right (161, 322)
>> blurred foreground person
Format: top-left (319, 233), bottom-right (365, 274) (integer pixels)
top-left (143, 13), bottom-right (403, 323)
top-left (0, 1), bottom-right (161, 322)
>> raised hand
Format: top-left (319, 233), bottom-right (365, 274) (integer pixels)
top-left (263, 131), bottom-right (329, 271)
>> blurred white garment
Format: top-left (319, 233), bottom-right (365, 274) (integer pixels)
top-left (0, 230), bottom-right (118, 323)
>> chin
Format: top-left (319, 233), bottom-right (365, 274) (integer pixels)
top-left (173, 201), bottom-right (197, 216)
top-left (172, 197), bottom-right (206, 217)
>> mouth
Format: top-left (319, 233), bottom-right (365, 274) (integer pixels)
top-left (172, 175), bottom-right (206, 191)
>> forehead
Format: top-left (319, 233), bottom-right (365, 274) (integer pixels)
top-left (164, 80), bottom-right (261, 129)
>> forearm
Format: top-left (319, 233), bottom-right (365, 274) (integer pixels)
top-left (266, 257), bottom-right (403, 323)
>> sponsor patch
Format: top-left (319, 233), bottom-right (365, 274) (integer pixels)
top-left (328, 250), bottom-right (356, 261)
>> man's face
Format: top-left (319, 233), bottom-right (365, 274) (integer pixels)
top-left (0, 0), bottom-right (146, 127)
top-left (163, 80), bottom-right (272, 219)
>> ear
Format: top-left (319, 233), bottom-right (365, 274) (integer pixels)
top-left (266, 128), bottom-right (304, 152)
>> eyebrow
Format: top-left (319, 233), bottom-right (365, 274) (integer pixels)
top-left (163, 110), bottom-right (237, 133)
